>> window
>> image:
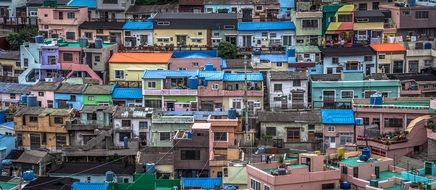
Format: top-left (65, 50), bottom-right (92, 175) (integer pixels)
top-left (54, 117), bottom-right (63, 124)
top-left (94, 56), bottom-right (100, 62)
top-left (381, 92), bottom-right (389, 97)
top-left (232, 99), bottom-right (242, 109)
top-left (378, 54), bottom-right (385, 59)
top-left (282, 36), bottom-right (292, 46)
top-left (178, 68), bottom-right (187, 71)
top-left (147, 81), bottom-right (156, 88)
top-left (322, 183), bottom-right (336, 190)
top-left (373, 2), bottom-right (380, 10)
top-left (273, 84), bottom-right (282, 92)
top-left (358, 3), bottom-right (367, 10)
top-left (256, 6), bottom-right (263, 10)
top-left (416, 11), bottom-right (429, 19)
top-left (338, 14), bottom-right (352, 22)
top-left (191, 39), bottom-right (202, 43)
top-left (393, 61), bottom-right (403, 73)
top-left (266, 127), bottom-right (276, 136)
top-left (212, 84), bottom-right (219, 90)
top-left (157, 21), bottom-right (170, 26)
top-left (302, 20), bottom-right (318, 28)
top-left (384, 118), bottom-right (403, 128)
top-left (273, 96), bottom-right (282, 101)
top-left (364, 56), bottom-right (373, 62)
top-left (30, 134), bottom-right (41, 149)
top-left (144, 100), bottom-right (162, 108)
top-left (293, 80), bottom-right (301, 87)
top-left (197, 32), bottom-right (202, 35)
top-left (115, 70), bottom-right (124, 79)
top-left (262, 32), bottom-right (268, 37)
top-left (139, 121), bottom-right (148, 129)
top-left (84, 32), bottom-right (92, 39)
top-left (250, 179), bottom-right (261, 190)
top-left (276, 62), bottom-right (283, 67)
top-left (214, 132), bottom-right (227, 141)
top-left (63, 53), bottom-right (73, 62)
top-left (332, 57), bottom-right (339, 64)
top-left (121, 120), bottom-right (131, 127)
top-left (159, 132), bottom-right (171, 141)
top-left (181, 150), bottom-right (200, 160)
top-left (264, 186), bottom-right (270, 190)
top-left (119, 132), bottom-right (131, 142)
top-left (88, 96), bottom-right (95, 101)
top-left (29, 116), bottom-right (38, 122)
top-left (38, 92), bottom-right (44, 96)
top-left (67, 12), bottom-right (75, 19)
top-left (192, 62), bottom-right (198, 66)
top-left (353, 167), bottom-right (359, 178)
top-left (56, 134), bottom-right (67, 148)
top-left (66, 32), bottom-right (75, 40)
top-left (341, 91), bottom-right (354, 99)
top-left (224, 25), bottom-right (235, 29)
top-left (9, 93), bottom-right (15, 99)
top-left (269, 33), bottom-right (277, 38)
top-left (287, 128), bottom-right (300, 142)
top-left (339, 133), bottom-right (353, 145)
top-left (58, 12), bottom-right (63, 20)
top-left (328, 125), bottom-right (335, 132)
top-left (70, 95), bottom-right (76, 101)
top-left (23, 58), bottom-right (28, 67)
top-left (125, 31), bottom-right (131, 36)
top-left (96, 29), bottom-right (104, 34)
top-left (364, 91), bottom-right (377, 98)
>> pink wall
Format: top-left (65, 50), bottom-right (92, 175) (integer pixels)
top-left (58, 49), bottom-right (81, 64)
top-left (323, 124), bottom-right (354, 153)
top-left (30, 90), bottom-right (54, 108)
top-left (38, 7), bottom-right (89, 40)
top-left (169, 58), bottom-right (222, 70)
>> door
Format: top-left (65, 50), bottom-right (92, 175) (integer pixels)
top-left (329, 137), bottom-right (336, 148)
top-left (139, 35), bottom-right (148, 46)
top-left (365, 64), bottom-right (374, 76)
top-left (176, 35), bottom-right (187, 46)
top-left (30, 133), bottom-right (41, 150)
top-left (281, 96), bottom-right (288, 109)
top-left (287, 128), bottom-right (300, 143)
top-left (323, 91), bottom-right (335, 108)
top-left (166, 102), bottom-right (175, 111)
top-left (201, 101), bottom-right (214, 111)
top-left (242, 35), bottom-right (252, 47)
top-left (139, 132), bottom-right (147, 146)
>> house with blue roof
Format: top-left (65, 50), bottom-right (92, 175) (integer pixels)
top-left (169, 50), bottom-right (226, 71)
top-left (181, 177), bottom-right (223, 190)
top-left (251, 48), bottom-right (296, 72)
top-left (0, 134), bottom-right (16, 162)
top-left (237, 21), bottom-right (296, 48)
top-left (112, 87), bottom-right (143, 107)
top-left (321, 109), bottom-right (355, 154)
top-left (123, 20), bottom-right (154, 48)
top-left (0, 122), bottom-right (15, 136)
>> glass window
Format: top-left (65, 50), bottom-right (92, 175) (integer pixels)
top-left (56, 134), bottom-right (67, 148)
top-left (250, 179), bottom-right (261, 190)
top-left (214, 132), bottom-right (227, 141)
top-left (393, 61), bottom-right (404, 73)
top-left (67, 12), bottom-right (75, 19)
top-left (88, 96), bottom-right (95, 101)
top-left (119, 132), bottom-right (131, 142)
top-left (54, 117), bottom-right (63, 124)
top-left (139, 121), bottom-right (148, 129)
top-left (181, 150), bottom-right (200, 160)
top-left (266, 127), bottom-right (276, 136)
top-left (379, 54), bottom-right (386, 59)
top-left (415, 11), bottom-right (429, 19)
top-left (328, 125), bottom-right (335, 132)
top-left (38, 92), bottom-right (44, 96)
top-left (302, 20), bottom-right (318, 28)
top-left (274, 84), bottom-right (282, 91)
top-left (232, 99), bottom-right (242, 109)
top-left (339, 133), bottom-right (353, 145)
top-left (341, 90), bottom-right (354, 99)
top-left (66, 32), bottom-right (75, 40)
top-left (29, 116), bottom-right (38, 122)
top-left (338, 14), bottom-right (352, 22)
top-left (384, 118), bottom-right (403, 128)
top-left (364, 56), bottom-right (373, 61)
top-left (159, 132), bottom-right (171, 141)
top-left (293, 80), bottom-right (301, 87)
top-left (63, 53), bottom-right (73, 62)
top-left (276, 62), bottom-right (282, 67)
top-left (121, 120), bottom-right (131, 127)
top-left (148, 81), bottom-right (156, 88)
top-left (115, 70), bottom-right (124, 79)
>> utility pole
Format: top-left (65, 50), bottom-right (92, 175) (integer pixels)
top-left (244, 55), bottom-right (250, 147)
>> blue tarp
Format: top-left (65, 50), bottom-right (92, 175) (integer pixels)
top-left (238, 21), bottom-right (295, 31)
top-left (123, 21), bottom-right (153, 30)
top-left (321, 109), bottom-right (355, 125)
top-left (182, 178), bottom-right (222, 189)
top-left (72, 182), bottom-right (108, 190)
top-left (112, 88), bottom-right (142, 99)
top-left (67, 0), bottom-right (97, 9)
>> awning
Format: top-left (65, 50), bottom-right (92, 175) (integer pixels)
top-left (326, 22), bottom-right (353, 34)
top-left (353, 22), bottom-right (384, 30)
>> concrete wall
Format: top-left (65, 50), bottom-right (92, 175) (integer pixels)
top-left (237, 30), bottom-right (296, 48)
top-left (153, 29), bottom-right (209, 46)
top-left (109, 63), bottom-right (167, 82)
top-left (38, 7), bottom-right (88, 40)
top-left (124, 30), bottom-right (153, 47)
top-left (30, 90), bottom-right (55, 108)
top-left (268, 79), bottom-right (309, 109)
top-left (323, 55), bottom-right (376, 74)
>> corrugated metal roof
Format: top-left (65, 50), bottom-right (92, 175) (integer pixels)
top-left (172, 50), bottom-right (218, 58)
top-left (0, 82), bottom-right (31, 94)
top-left (182, 178), bottom-right (222, 189)
top-left (238, 21), bottom-right (295, 31)
top-left (67, 0), bottom-right (96, 8)
top-left (143, 70), bottom-right (198, 79)
top-left (112, 88), bottom-right (142, 99)
top-left (259, 54), bottom-right (288, 62)
top-left (123, 21), bottom-right (153, 30)
top-left (321, 109), bottom-right (355, 125)
top-left (0, 122), bottom-right (14, 130)
top-left (198, 71), bottom-right (225, 81)
top-left (223, 73), bottom-right (263, 82)
top-left (72, 182), bottom-right (108, 190)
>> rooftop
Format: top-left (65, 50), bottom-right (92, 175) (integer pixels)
top-left (79, 21), bottom-right (126, 30)
top-left (0, 121), bottom-right (15, 130)
top-left (0, 182), bottom-right (18, 190)
top-left (80, 105), bottom-right (116, 113)
top-left (154, 13), bottom-right (237, 20)
top-left (126, 4), bottom-right (178, 14)
top-left (112, 87), bottom-right (143, 99)
top-left (113, 107), bottom-right (153, 119)
top-left (143, 70), bottom-right (198, 79)
top-left (238, 21), bottom-right (295, 31)
top-left (123, 21), bottom-right (154, 30)
top-left (370, 43), bottom-right (406, 53)
top-left (23, 177), bottom-right (78, 190)
top-left (0, 82), bottom-right (31, 94)
top-left (181, 178), bottom-right (222, 189)
top-left (258, 54), bottom-right (288, 63)
top-left (204, 0), bottom-right (253, 4)
top-left (109, 53), bottom-right (172, 64)
top-left (320, 46), bottom-right (374, 57)
top-left (321, 109), bottom-right (355, 125)
top-left (269, 71), bottom-right (308, 81)
top-left (386, 73), bottom-right (436, 82)
top-left (27, 0), bottom-right (70, 6)
top-left (56, 83), bottom-right (87, 94)
top-left (295, 45), bottom-right (321, 53)
top-left (50, 162), bottom-right (135, 175)
top-left (353, 97), bottom-right (431, 109)
top-left (14, 150), bottom-right (48, 164)
top-left (67, 0), bottom-right (96, 9)
top-left (83, 85), bottom-right (113, 95)
top-left (30, 81), bottom-right (61, 91)
top-left (57, 42), bottom-right (114, 49)
top-left (225, 59), bottom-right (253, 69)
top-left (0, 51), bottom-right (19, 60)
top-left (257, 111), bottom-right (321, 123)
top-left (14, 107), bottom-right (72, 117)
top-left (172, 50), bottom-right (218, 58)
top-left (72, 182), bottom-right (108, 190)
top-left (310, 74), bottom-right (341, 81)
top-left (339, 156), bottom-right (378, 167)
top-left (354, 10), bottom-right (385, 18)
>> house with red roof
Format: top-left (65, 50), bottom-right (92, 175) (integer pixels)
top-left (370, 43), bottom-right (407, 73)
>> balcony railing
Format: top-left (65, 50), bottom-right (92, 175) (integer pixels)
top-left (353, 104), bottom-right (429, 110)
top-left (143, 89), bottom-right (198, 96)
top-left (312, 101), bottom-right (352, 109)
top-left (66, 120), bottom-right (111, 130)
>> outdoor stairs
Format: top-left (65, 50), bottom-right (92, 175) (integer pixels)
top-left (61, 63), bottom-right (103, 84)
top-left (82, 129), bottom-right (113, 151)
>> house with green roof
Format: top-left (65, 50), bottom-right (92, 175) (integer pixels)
top-left (82, 85), bottom-right (114, 106)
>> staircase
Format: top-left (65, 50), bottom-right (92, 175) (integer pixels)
top-left (61, 63), bottom-right (103, 84)
top-left (82, 129), bottom-right (112, 151)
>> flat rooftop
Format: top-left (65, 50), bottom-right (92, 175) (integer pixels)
top-left (339, 157), bottom-right (380, 167)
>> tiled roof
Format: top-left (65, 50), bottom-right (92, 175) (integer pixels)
top-left (257, 111), bottom-right (321, 122)
top-left (72, 183), bottom-right (108, 190)
top-left (0, 51), bottom-right (19, 60)
top-left (238, 21), bottom-right (295, 31)
top-left (50, 162), bottom-right (135, 175)
top-left (83, 85), bottom-right (113, 95)
top-left (123, 21), bottom-right (153, 30)
top-left (30, 82), bottom-right (61, 91)
top-left (5, 150), bottom-right (24, 160)
top-left (67, 0), bottom-right (96, 9)
top-left (182, 178), bottom-right (222, 189)
top-left (0, 82), bottom-right (31, 94)
top-left (112, 88), bottom-right (143, 99)
top-left (320, 46), bottom-right (375, 57)
top-left (79, 21), bottom-right (125, 30)
top-left (370, 43), bottom-right (406, 53)
top-left (56, 83), bottom-right (87, 94)
top-left (143, 70), bottom-right (197, 79)
top-left (109, 53), bottom-right (172, 63)
top-left (225, 59), bottom-right (252, 69)
top-left (14, 150), bottom-right (48, 164)
top-left (223, 73), bottom-right (263, 81)
top-left (269, 71), bottom-right (307, 80)
top-left (321, 109), bottom-right (355, 125)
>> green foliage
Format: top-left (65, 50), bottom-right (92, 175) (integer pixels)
top-left (135, 0), bottom-right (176, 5)
top-left (6, 27), bottom-right (38, 50)
top-left (217, 41), bottom-right (237, 59)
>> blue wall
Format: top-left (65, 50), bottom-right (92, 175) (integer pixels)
top-left (54, 93), bottom-right (84, 109)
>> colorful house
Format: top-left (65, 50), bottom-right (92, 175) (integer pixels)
top-left (370, 43), bottom-right (407, 74)
top-left (0, 82), bottom-right (30, 108)
top-left (321, 109), bottom-right (355, 153)
top-left (267, 71), bottom-right (309, 110)
top-left (204, 0), bottom-right (255, 21)
top-left (113, 107), bottom-right (152, 147)
top-left (353, 10), bottom-right (385, 44)
top-left (0, 134), bottom-right (16, 162)
top-left (169, 50), bottom-right (226, 71)
top-left (322, 4), bottom-right (355, 47)
top-left (109, 53), bottom-right (172, 87)
top-left (150, 115), bottom-right (194, 147)
top-left (293, 11), bottom-right (323, 46)
top-left (0, 51), bottom-right (21, 82)
top-left (237, 21), bottom-right (296, 48)
top-left (320, 46), bottom-right (376, 75)
top-left (37, 6), bottom-right (88, 40)
top-left (79, 21), bottom-right (125, 44)
top-left (72, 183), bottom-right (109, 190)
top-left (122, 20), bottom-right (154, 48)
top-left (112, 87), bottom-right (143, 107)
top-left (251, 53), bottom-right (292, 72)
top-left (54, 83), bottom-right (87, 109)
top-left (30, 81), bottom-right (61, 108)
top-left (82, 85), bottom-right (113, 106)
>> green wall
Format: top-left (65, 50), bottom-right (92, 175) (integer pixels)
top-left (110, 173), bottom-right (180, 190)
top-left (83, 94), bottom-right (113, 105)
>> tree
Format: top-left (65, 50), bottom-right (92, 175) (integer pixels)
top-left (6, 27), bottom-right (38, 50)
top-left (218, 41), bottom-right (237, 59)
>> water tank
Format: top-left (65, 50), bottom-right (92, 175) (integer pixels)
top-left (105, 171), bottom-right (114, 182)
top-left (95, 38), bottom-right (103, 49)
top-left (370, 93), bottom-right (383, 105)
top-left (340, 181), bottom-right (351, 189)
top-left (408, 0), bottom-right (416, 7)
top-left (21, 95), bottom-right (28, 105)
top-left (355, 118), bottom-right (363, 126)
top-left (145, 163), bottom-right (155, 174)
top-left (287, 47), bottom-right (295, 58)
top-left (27, 95), bottom-right (38, 107)
top-left (23, 170), bottom-right (35, 181)
top-left (123, 136), bottom-right (129, 149)
top-left (79, 37), bottom-right (89, 48)
top-left (35, 35), bottom-right (44, 44)
top-left (1, 159), bottom-right (12, 166)
top-left (204, 64), bottom-right (214, 71)
top-left (253, 48), bottom-right (262, 55)
top-left (360, 147), bottom-right (371, 162)
top-left (0, 111), bottom-right (5, 124)
top-left (187, 77), bottom-right (198, 89)
top-left (186, 131), bottom-right (192, 139)
top-left (227, 108), bottom-right (237, 119)
top-left (369, 180), bottom-right (378, 187)
top-left (202, 79), bottom-right (208, 87)
top-left (424, 42), bottom-right (432, 49)
top-left (337, 147), bottom-right (345, 159)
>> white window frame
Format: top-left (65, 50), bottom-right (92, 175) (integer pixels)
top-left (321, 89), bottom-right (336, 101)
top-left (147, 81), bottom-right (156, 89)
top-left (114, 70), bottom-right (124, 80)
top-left (340, 90), bottom-right (354, 99)
top-left (328, 125), bottom-right (335, 132)
top-left (250, 178), bottom-right (261, 190)
top-left (212, 84), bottom-right (219, 90)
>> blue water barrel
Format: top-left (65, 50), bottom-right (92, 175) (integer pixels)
top-left (370, 93), bottom-right (383, 105)
top-left (27, 95), bottom-right (38, 107)
top-left (424, 43), bottom-right (432, 50)
top-left (95, 38), bottom-right (103, 49)
top-left (21, 95), bottom-right (28, 105)
top-left (145, 163), bottom-right (155, 174)
top-left (35, 35), bottom-right (44, 44)
top-left (23, 170), bottom-right (35, 181)
top-left (340, 181), bottom-right (351, 189)
top-left (287, 47), bottom-right (295, 57)
top-left (228, 108), bottom-right (237, 119)
top-left (105, 171), bottom-right (114, 182)
top-left (1, 159), bottom-right (12, 166)
top-left (79, 37), bottom-right (89, 48)
top-left (0, 111), bottom-right (5, 124)
top-left (187, 77), bottom-right (198, 89)
top-left (204, 64), bottom-right (214, 71)
top-left (186, 131), bottom-right (192, 139)
top-left (360, 147), bottom-right (371, 161)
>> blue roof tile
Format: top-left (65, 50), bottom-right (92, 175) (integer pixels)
top-left (198, 71), bottom-right (225, 81)
top-left (112, 88), bottom-right (142, 99)
top-left (72, 183), bottom-right (108, 190)
top-left (223, 73), bottom-right (263, 82)
top-left (123, 21), bottom-right (153, 30)
top-left (67, 0), bottom-right (96, 9)
top-left (182, 178), bottom-right (222, 189)
top-left (238, 21), bottom-right (295, 31)
top-left (321, 109), bottom-right (355, 125)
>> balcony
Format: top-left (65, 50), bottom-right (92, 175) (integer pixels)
top-left (66, 120), bottom-right (110, 130)
top-left (143, 89), bottom-right (198, 96)
top-left (312, 101), bottom-right (352, 109)
top-left (407, 49), bottom-right (432, 57)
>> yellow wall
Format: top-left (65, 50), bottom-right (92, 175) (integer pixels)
top-left (376, 53), bottom-right (405, 73)
top-left (109, 63), bottom-right (168, 82)
top-left (153, 29), bottom-right (209, 46)
top-left (0, 59), bottom-right (22, 76)
top-left (222, 97), bottom-right (263, 111)
top-left (80, 29), bottom-right (124, 43)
